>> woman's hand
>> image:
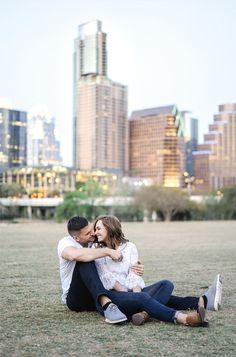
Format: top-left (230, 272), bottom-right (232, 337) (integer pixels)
top-left (113, 281), bottom-right (128, 292)
top-left (130, 261), bottom-right (144, 276)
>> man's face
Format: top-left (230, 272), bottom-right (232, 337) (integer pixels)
top-left (72, 223), bottom-right (94, 246)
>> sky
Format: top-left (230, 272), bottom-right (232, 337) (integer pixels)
top-left (1, 0), bottom-right (236, 166)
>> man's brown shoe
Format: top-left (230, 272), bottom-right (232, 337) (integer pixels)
top-left (132, 311), bottom-right (150, 326)
top-left (185, 307), bottom-right (206, 327)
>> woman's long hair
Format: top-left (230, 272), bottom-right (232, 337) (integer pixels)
top-left (93, 215), bottom-right (128, 250)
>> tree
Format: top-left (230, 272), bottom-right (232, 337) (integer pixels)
top-left (217, 187), bottom-right (236, 219)
top-left (55, 178), bottom-right (106, 221)
top-left (0, 183), bottom-right (26, 198)
top-left (113, 205), bottom-right (144, 222)
top-left (135, 186), bottom-right (189, 221)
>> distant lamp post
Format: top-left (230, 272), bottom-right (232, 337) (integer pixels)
top-left (183, 172), bottom-right (195, 196)
top-left (216, 190), bottom-right (223, 202)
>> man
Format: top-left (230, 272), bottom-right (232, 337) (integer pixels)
top-left (57, 216), bottom-right (143, 324)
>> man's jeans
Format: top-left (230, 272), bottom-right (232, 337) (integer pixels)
top-left (66, 261), bottom-right (107, 311)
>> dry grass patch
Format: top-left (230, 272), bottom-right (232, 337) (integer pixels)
top-left (1, 220), bottom-right (236, 356)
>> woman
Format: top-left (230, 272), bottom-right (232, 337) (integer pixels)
top-left (93, 215), bottom-right (207, 327)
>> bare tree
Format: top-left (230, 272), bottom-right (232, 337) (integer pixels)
top-left (135, 186), bottom-right (189, 221)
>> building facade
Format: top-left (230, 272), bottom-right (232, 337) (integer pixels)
top-left (129, 105), bottom-right (185, 187)
top-left (0, 166), bottom-right (118, 197)
top-left (27, 108), bottom-right (62, 167)
top-left (193, 103), bottom-right (236, 191)
top-left (76, 75), bottom-right (128, 172)
top-left (0, 106), bottom-right (27, 171)
top-left (73, 20), bottom-right (128, 173)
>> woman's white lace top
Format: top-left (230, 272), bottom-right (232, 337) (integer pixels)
top-left (94, 241), bottom-right (145, 290)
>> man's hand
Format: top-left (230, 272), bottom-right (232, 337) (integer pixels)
top-left (130, 261), bottom-right (144, 276)
top-left (109, 249), bottom-right (123, 262)
top-left (132, 286), bottom-right (141, 292)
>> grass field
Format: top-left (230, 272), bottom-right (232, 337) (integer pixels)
top-left (1, 220), bottom-right (236, 357)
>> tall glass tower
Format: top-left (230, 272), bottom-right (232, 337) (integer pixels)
top-left (73, 20), bottom-right (128, 173)
top-left (182, 111), bottom-right (199, 176)
top-left (0, 106), bottom-right (27, 171)
top-left (76, 20), bottom-right (107, 78)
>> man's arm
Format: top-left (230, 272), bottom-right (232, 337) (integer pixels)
top-left (62, 246), bottom-right (122, 262)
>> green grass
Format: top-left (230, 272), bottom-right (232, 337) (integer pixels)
top-left (1, 220), bottom-right (236, 356)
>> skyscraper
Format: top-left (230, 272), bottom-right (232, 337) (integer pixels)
top-left (73, 20), bottom-right (128, 173)
top-left (75, 20), bottom-right (107, 79)
top-left (0, 104), bottom-right (27, 171)
top-left (27, 106), bottom-right (62, 167)
top-left (193, 103), bottom-right (236, 191)
top-left (182, 112), bottom-right (198, 176)
top-left (129, 105), bottom-right (185, 187)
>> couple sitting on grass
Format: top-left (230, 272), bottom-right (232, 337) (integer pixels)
top-left (57, 215), bottom-right (222, 327)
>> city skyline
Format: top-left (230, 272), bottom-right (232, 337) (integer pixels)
top-left (1, 0), bottom-right (236, 166)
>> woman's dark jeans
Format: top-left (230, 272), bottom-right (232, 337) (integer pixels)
top-left (107, 280), bottom-right (176, 322)
top-left (66, 261), bottom-right (177, 323)
top-left (143, 280), bottom-right (199, 310)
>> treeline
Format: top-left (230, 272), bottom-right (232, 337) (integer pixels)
top-left (1, 181), bottom-right (236, 221)
top-left (55, 184), bottom-right (236, 222)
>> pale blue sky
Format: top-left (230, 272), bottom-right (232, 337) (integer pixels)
top-left (1, 0), bottom-right (235, 166)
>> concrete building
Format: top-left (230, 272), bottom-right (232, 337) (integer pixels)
top-left (27, 106), bottom-right (62, 167)
top-left (129, 105), bottom-right (185, 187)
top-left (193, 103), bottom-right (236, 191)
top-left (73, 20), bottom-right (128, 174)
top-left (0, 104), bottom-right (27, 171)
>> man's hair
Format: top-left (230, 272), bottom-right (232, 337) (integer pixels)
top-left (67, 216), bottom-right (89, 234)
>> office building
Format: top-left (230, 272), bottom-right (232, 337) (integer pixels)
top-left (27, 107), bottom-right (62, 167)
top-left (182, 112), bottom-right (198, 176)
top-left (0, 105), bottom-right (27, 171)
top-left (193, 103), bottom-right (236, 191)
top-left (129, 105), bottom-right (185, 187)
top-left (73, 20), bottom-right (128, 173)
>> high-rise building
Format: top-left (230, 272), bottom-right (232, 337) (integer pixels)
top-left (27, 106), bottom-right (62, 167)
top-left (73, 20), bottom-right (128, 173)
top-left (129, 105), bottom-right (185, 187)
top-left (74, 20), bottom-right (107, 79)
top-left (193, 103), bottom-right (236, 191)
top-left (0, 105), bottom-right (27, 171)
top-left (182, 112), bottom-right (198, 176)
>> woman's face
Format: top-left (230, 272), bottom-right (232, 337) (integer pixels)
top-left (95, 220), bottom-right (108, 243)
